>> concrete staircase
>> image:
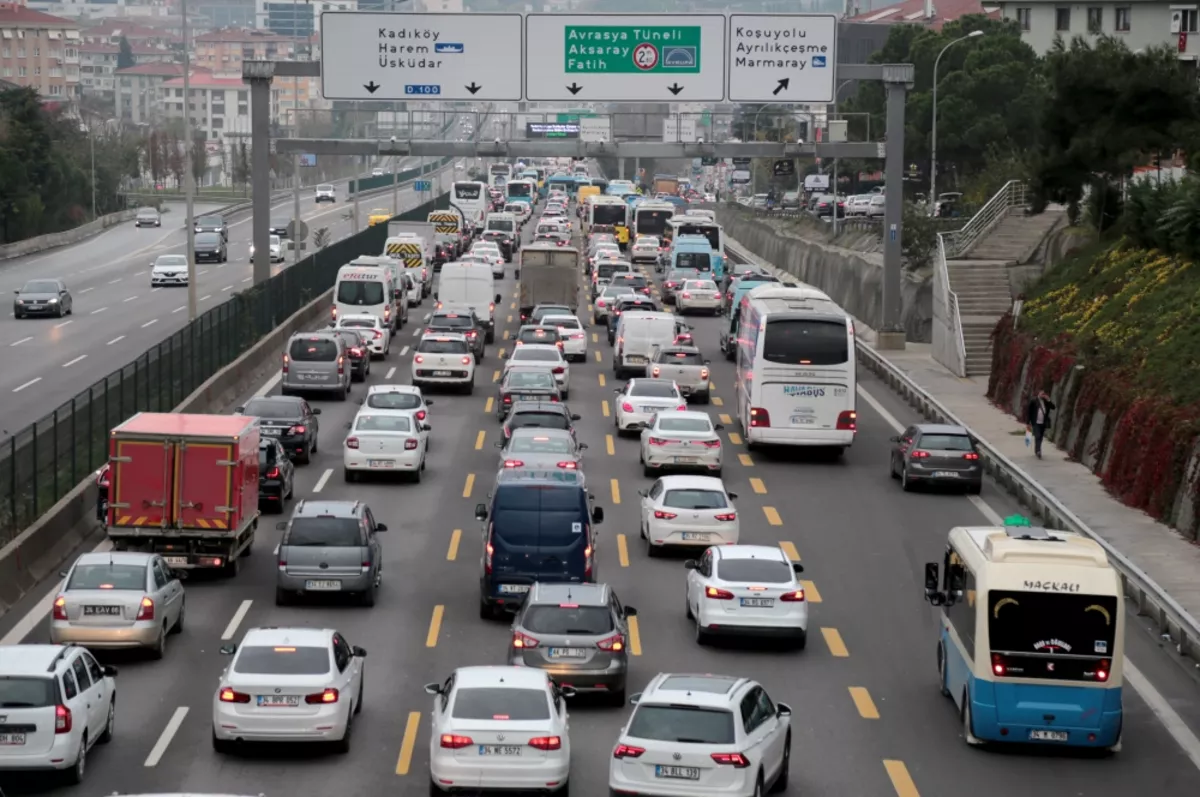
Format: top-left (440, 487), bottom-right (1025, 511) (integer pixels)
top-left (948, 261), bottom-right (1013, 376)
top-left (965, 207), bottom-right (1067, 263)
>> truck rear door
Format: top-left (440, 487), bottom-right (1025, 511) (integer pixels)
top-left (173, 439), bottom-right (237, 531)
top-left (109, 437), bottom-right (174, 529)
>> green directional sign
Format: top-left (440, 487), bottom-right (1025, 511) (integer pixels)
top-left (564, 25), bottom-right (702, 74)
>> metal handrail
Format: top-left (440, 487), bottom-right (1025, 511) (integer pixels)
top-left (945, 179), bottom-right (1027, 258)
top-left (935, 231), bottom-right (968, 377)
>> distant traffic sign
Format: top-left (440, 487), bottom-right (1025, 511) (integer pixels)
top-left (414, 180), bottom-right (432, 192)
top-left (580, 116), bottom-right (612, 143)
top-left (726, 14), bottom-right (837, 103)
top-left (524, 14), bottom-right (726, 102)
top-left (319, 12), bottom-right (523, 101)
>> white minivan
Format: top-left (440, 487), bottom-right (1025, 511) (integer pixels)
top-left (332, 264), bottom-right (395, 330)
top-left (436, 262), bottom-right (503, 343)
top-left (347, 255), bottom-right (406, 331)
top-left (614, 311), bottom-right (678, 379)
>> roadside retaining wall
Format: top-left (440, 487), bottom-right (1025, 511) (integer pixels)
top-left (0, 209), bottom-right (140, 262)
top-left (714, 206), bottom-right (932, 343)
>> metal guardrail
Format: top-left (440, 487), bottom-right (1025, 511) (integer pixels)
top-left (944, 179), bottom-right (1027, 258)
top-left (856, 343), bottom-right (1200, 667)
top-left (933, 232), bottom-right (968, 377)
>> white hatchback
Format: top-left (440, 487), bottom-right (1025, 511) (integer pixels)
top-left (213, 627), bottom-right (365, 751)
top-left (337, 313), bottom-right (391, 358)
top-left (504, 344), bottom-right (570, 398)
top-left (685, 544), bottom-right (809, 648)
top-left (609, 672), bottom-right (793, 797)
top-left (412, 334), bottom-right (476, 393)
top-left (343, 407), bottom-right (430, 482)
top-left (639, 412), bottom-right (724, 477)
top-left (639, 475), bottom-right (739, 555)
top-left (541, 314), bottom-right (587, 362)
top-left (426, 666), bottom-right (572, 795)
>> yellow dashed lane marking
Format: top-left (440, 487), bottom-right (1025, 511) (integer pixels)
top-left (503, 329), bottom-right (510, 340)
top-left (498, 347), bottom-right (506, 358)
top-left (595, 350), bottom-right (602, 362)
top-left (749, 477), bottom-right (767, 494)
top-left (602, 400), bottom-right (610, 418)
top-left (728, 432), bottom-right (743, 445)
top-left (763, 506), bottom-right (782, 525)
top-left (849, 687), bottom-right (879, 719)
top-left (822, 627), bottom-right (849, 657)
top-left (627, 615), bottom-right (642, 655)
top-left (492, 370), bottom-right (500, 383)
top-left (712, 396), bottom-right (724, 406)
top-left (617, 534), bottom-right (630, 567)
top-left (425, 605), bottom-right (444, 648)
top-left (598, 373), bottom-right (606, 387)
top-left (447, 529), bottom-right (461, 561)
top-left (592, 332), bottom-right (599, 343)
top-left (801, 580), bottom-right (821, 602)
top-left (462, 473), bottom-right (475, 498)
top-left (719, 414), bottom-right (732, 424)
top-left (610, 478), bottom-right (621, 504)
top-left (780, 541), bottom-right (800, 561)
top-left (484, 397), bottom-right (494, 414)
top-left (395, 711), bottom-right (421, 775)
top-left (506, 314), bottom-right (512, 323)
top-left (738, 453), bottom-right (754, 467)
top-left (474, 431), bottom-right (486, 450)
top-left (606, 434), bottom-right (615, 455)
top-left (883, 760), bottom-right (921, 797)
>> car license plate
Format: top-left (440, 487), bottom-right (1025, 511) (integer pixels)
top-left (305, 580), bottom-right (342, 591)
top-left (656, 765), bottom-right (700, 780)
top-left (257, 694), bottom-right (301, 707)
top-left (498, 584), bottom-right (530, 594)
top-left (83, 605), bottom-right (122, 616)
top-left (741, 597), bottom-right (775, 608)
top-left (790, 415), bottom-right (815, 426)
top-left (627, 356), bottom-right (646, 363)
top-left (479, 745), bottom-right (523, 756)
top-left (164, 556), bottom-right (188, 566)
top-left (368, 460), bottom-right (394, 469)
top-left (433, 370), bottom-right (452, 377)
top-left (0, 733), bottom-right (26, 746)
top-left (933, 471), bottom-right (959, 478)
top-left (519, 394), bottom-right (541, 401)
top-left (263, 428), bottom-right (281, 436)
top-left (681, 532), bottom-right (711, 541)
top-left (675, 456), bottom-right (699, 464)
top-left (1029, 730), bottom-right (1069, 742)
top-left (547, 647), bottom-right (586, 659)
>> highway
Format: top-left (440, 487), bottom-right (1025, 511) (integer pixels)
top-left (2, 218), bottom-right (1200, 797)
top-left (0, 161), bottom-right (457, 434)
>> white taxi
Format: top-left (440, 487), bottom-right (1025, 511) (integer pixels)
top-left (337, 313), bottom-right (390, 359)
top-left (504, 344), bottom-right (570, 399)
top-left (412, 333), bottom-right (476, 394)
top-left (343, 407), bottom-right (430, 482)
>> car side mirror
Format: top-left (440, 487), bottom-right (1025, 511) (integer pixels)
top-left (495, 293), bottom-right (503, 303)
top-left (623, 606), bottom-right (638, 617)
top-left (494, 441), bottom-right (504, 448)
top-left (924, 561), bottom-right (944, 602)
top-left (345, 422), bottom-right (353, 429)
top-left (425, 400), bottom-right (435, 406)
top-left (571, 414), bottom-right (582, 421)
top-left (374, 523), bottom-right (388, 532)
top-left (579, 443), bottom-right (589, 450)
top-left (275, 521), bottom-right (288, 531)
top-left (424, 682), bottom-right (442, 696)
top-left (352, 645), bottom-right (368, 657)
top-left (727, 492), bottom-right (738, 500)
top-left (422, 423), bottom-right (432, 432)
top-left (791, 561), bottom-right (805, 574)
top-left (235, 406), bottom-right (244, 413)
top-left (776, 702), bottom-right (792, 718)
top-left (59, 570), bottom-right (69, 578)
top-left (591, 506), bottom-right (605, 524)
top-left (558, 685), bottom-right (577, 700)
top-left (713, 424), bottom-right (725, 431)
top-left (312, 408), bottom-right (322, 415)
top-left (475, 503), bottom-right (488, 521)
top-left (103, 665), bottom-right (119, 677)
top-left (684, 559), bottom-right (699, 570)
top-left (888, 435), bottom-right (899, 443)
top-left (171, 569), bottom-right (189, 581)
top-left (219, 644), bottom-right (237, 655)
top-left (629, 692), bottom-right (642, 705)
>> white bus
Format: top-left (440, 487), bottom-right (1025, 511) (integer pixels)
top-left (489, 163), bottom-right (513, 188)
top-left (451, 181), bottom-right (488, 232)
top-left (632, 202), bottom-right (676, 240)
top-left (924, 521), bottom-right (1124, 751)
top-left (734, 284), bottom-right (857, 452)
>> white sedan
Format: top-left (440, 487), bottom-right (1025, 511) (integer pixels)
top-left (675, 279), bottom-right (723, 315)
top-left (250, 234), bottom-right (284, 263)
top-left (337, 313), bottom-right (390, 358)
top-left (613, 378), bottom-right (686, 435)
top-left (212, 626), bottom-right (366, 752)
top-left (542, 313), bottom-right (587, 362)
top-left (426, 666), bottom-right (572, 796)
top-left (343, 407), bottom-right (430, 482)
top-left (638, 411), bottom-right (724, 477)
top-left (685, 544), bottom-right (809, 648)
top-left (638, 474), bottom-right (739, 556)
top-left (504, 344), bottom-right (570, 398)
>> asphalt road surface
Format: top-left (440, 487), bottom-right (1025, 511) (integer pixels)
top-left (1, 214), bottom-right (1199, 797)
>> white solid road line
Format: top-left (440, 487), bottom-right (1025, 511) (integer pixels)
top-left (10, 336), bottom-right (31, 347)
top-left (858, 383), bottom-right (1200, 769)
top-left (173, 305), bottom-right (186, 313)
top-left (143, 706), bottom-right (189, 768)
top-left (200, 294), bottom-right (211, 301)
top-left (62, 355), bottom-right (87, 368)
top-left (221, 599), bottom-right (254, 641)
top-left (242, 277), bottom-right (252, 283)
top-left (12, 377), bottom-right (41, 393)
top-left (222, 284), bottom-right (234, 292)
top-left (385, 366), bottom-right (397, 379)
top-left (107, 278), bottom-right (122, 284)
top-left (91, 307), bottom-right (106, 315)
top-left (123, 295), bottom-right (138, 303)
top-left (54, 320), bottom-right (72, 329)
top-left (78, 287), bottom-right (94, 294)
top-left (312, 468), bottom-right (333, 493)
top-left (142, 319), bottom-right (158, 328)
top-left (107, 335), bottom-right (125, 345)
top-left (399, 346), bottom-right (410, 356)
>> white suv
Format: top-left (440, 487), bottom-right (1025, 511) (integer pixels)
top-left (609, 673), bottom-right (792, 797)
top-left (0, 644), bottom-right (117, 784)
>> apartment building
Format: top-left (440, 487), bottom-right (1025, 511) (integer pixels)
top-left (81, 19), bottom-right (181, 49)
top-left (192, 26), bottom-right (308, 108)
top-left (996, 0), bottom-right (1200, 58)
top-left (0, 2), bottom-right (80, 100)
top-left (114, 60), bottom-right (183, 124)
top-left (256, 0), bottom-right (358, 41)
top-left (80, 40), bottom-right (173, 100)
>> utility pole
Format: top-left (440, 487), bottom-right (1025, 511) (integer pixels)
top-left (183, 0), bottom-right (197, 321)
top-left (290, 1), bottom-right (302, 264)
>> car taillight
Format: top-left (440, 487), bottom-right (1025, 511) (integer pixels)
top-left (441, 734), bottom-right (474, 749)
top-left (666, 282), bottom-right (677, 288)
top-left (911, 450), bottom-right (931, 459)
top-left (700, 368), bottom-right (709, 380)
top-left (384, 305), bottom-right (391, 320)
top-left (991, 653), bottom-right (1007, 676)
top-left (711, 292), bottom-right (722, 300)
top-left (557, 341), bottom-right (564, 350)
top-left (613, 744), bottom-right (645, 759)
top-left (331, 306), bottom-right (337, 321)
top-left (337, 356), bottom-right (345, 375)
top-left (651, 366), bottom-right (661, 377)
top-left (596, 300), bottom-right (606, 308)
top-left (462, 356), bottom-right (473, 365)
top-left (54, 704), bottom-right (72, 733)
top-left (836, 410), bottom-right (857, 431)
top-left (416, 410), bottom-right (427, 421)
top-left (780, 589), bottom-right (806, 601)
top-left (266, 467), bottom-right (281, 479)
top-left (305, 688), bottom-right (339, 704)
top-left (749, 407), bottom-right (770, 427)
top-left (373, 330), bottom-right (383, 340)
top-left (653, 509), bottom-right (677, 519)
top-left (503, 459), bottom-right (524, 468)
top-left (405, 438), bottom-right (419, 450)
top-left (705, 585), bottom-right (734, 600)
top-left (219, 688), bottom-right (251, 704)
top-left (648, 437), bottom-right (669, 447)
top-left (136, 596), bottom-right (154, 621)
top-left (52, 595), bottom-right (67, 621)
top-left (711, 752), bottom-right (751, 768)
top-left (485, 524), bottom-right (494, 573)
top-left (466, 331), bottom-right (477, 338)
top-left (552, 366), bottom-right (565, 374)
top-left (596, 633), bottom-right (624, 652)
top-left (350, 347), bottom-right (363, 356)
top-left (621, 402), bottom-right (634, 412)
top-left (675, 404), bottom-right (687, 411)
top-left (282, 353), bottom-right (289, 374)
top-left (290, 425), bottom-right (306, 435)
top-left (1096, 658), bottom-right (1110, 681)
top-left (681, 292), bottom-right (692, 299)
top-left (346, 437), bottom-right (360, 449)
top-left (414, 355), bottom-right (424, 364)
top-left (425, 328), bottom-right (436, 335)
top-left (556, 461), bottom-right (578, 469)
top-left (530, 736), bottom-right (562, 750)
top-left (714, 512), bottom-right (737, 521)
top-left (512, 630), bottom-right (540, 648)
top-left (963, 452), bottom-right (980, 460)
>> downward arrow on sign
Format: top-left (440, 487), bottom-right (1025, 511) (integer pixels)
top-left (364, 81), bottom-right (381, 94)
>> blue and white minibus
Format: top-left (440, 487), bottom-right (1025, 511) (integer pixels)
top-left (923, 520), bottom-right (1124, 751)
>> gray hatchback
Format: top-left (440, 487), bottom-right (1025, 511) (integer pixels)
top-left (889, 422), bottom-right (983, 494)
top-left (507, 582), bottom-right (636, 705)
top-left (275, 500), bottom-right (387, 606)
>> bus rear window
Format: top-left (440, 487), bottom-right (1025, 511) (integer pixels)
top-left (762, 319), bottom-right (847, 366)
top-left (675, 252), bottom-right (711, 272)
top-left (988, 591), bottom-right (1118, 682)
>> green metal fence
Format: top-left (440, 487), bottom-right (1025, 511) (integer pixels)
top-left (349, 156), bottom-right (454, 195)
top-left (0, 192), bottom-right (451, 545)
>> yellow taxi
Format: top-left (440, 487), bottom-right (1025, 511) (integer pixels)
top-left (367, 208), bottom-right (392, 226)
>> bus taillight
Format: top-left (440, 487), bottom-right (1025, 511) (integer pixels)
top-left (749, 407), bottom-right (770, 428)
top-left (991, 653), bottom-right (1006, 676)
top-left (837, 411), bottom-right (858, 431)
top-left (1097, 659), bottom-right (1110, 681)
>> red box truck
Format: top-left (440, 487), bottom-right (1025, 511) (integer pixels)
top-left (106, 412), bottom-right (260, 576)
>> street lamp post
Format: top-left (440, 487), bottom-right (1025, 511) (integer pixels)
top-left (183, 0), bottom-right (197, 321)
top-left (930, 30), bottom-right (984, 211)
top-left (831, 78), bottom-right (852, 236)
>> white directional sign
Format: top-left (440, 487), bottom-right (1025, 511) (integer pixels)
top-left (580, 116), bottom-right (612, 143)
top-left (726, 14), bottom-right (837, 103)
top-left (319, 12), bottom-right (523, 101)
top-left (662, 118), bottom-right (697, 143)
top-left (524, 14), bottom-right (726, 102)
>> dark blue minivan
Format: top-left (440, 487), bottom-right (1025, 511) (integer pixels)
top-left (475, 469), bottom-right (604, 619)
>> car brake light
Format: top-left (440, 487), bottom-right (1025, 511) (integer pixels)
top-left (415, 410), bottom-right (427, 421)
top-left (621, 402), bottom-right (634, 413)
top-left (266, 467), bottom-right (281, 479)
top-left (556, 461), bottom-right (578, 469)
top-left (512, 630), bottom-right (539, 648)
top-left (337, 356), bottom-right (344, 375)
top-left (596, 300), bottom-right (606, 308)
top-left (503, 459), bottom-right (524, 468)
top-left (1096, 658), bottom-right (1110, 681)
top-left (700, 368), bottom-right (709, 380)
top-left (136, 596), bottom-right (154, 621)
top-left (219, 688), bottom-right (251, 704)
top-left (305, 688), bottom-right (340, 704)
top-left (714, 512), bottom-right (737, 521)
top-left (552, 366), bottom-right (565, 374)
top-left (676, 404), bottom-right (687, 411)
top-left (529, 735), bottom-right (562, 750)
top-left (700, 439), bottom-right (721, 448)
top-left (462, 356), bottom-right (473, 365)
top-left (681, 292), bottom-right (691, 299)
top-left (651, 366), bottom-right (661, 377)
top-left (653, 509), bottom-right (677, 519)
top-left (350, 347), bottom-right (363, 356)
top-left (53, 704), bottom-right (73, 734)
top-left (596, 633), bottom-right (624, 652)
top-left (331, 306), bottom-right (337, 321)
top-left (441, 734), bottom-right (474, 749)
top-left (780, 589), bottom-right (806, 601)
top-left (52, 595), bottom-right (67, 620)
top-left (373, 330), bottom-right (383, 340)
top-left (648, 437), bottom-right (669, 447)
top-left (405, 438), bottom-right (419, 450)
top-left (991, 653), bottom-right (1006, 676)
top-left (281, 353), bottom-right (289, 374)
top-left (749, 407), bottom-right (770, 427)
top-left (705, 585), bottom-right (734, 600)
top-left (711, 752), bottom-right (751, 768)
top-left (712, 292), bottom-right (722, 300)
top-left (836, 410), bottom-right (857, 431)
top-left (289, 425), bottom-right (306, 435)
top-left (911, 450), bottom-right (931, 459)
top-left (963, 452), bottom-right (980, 460)
top-left (346, 437), bottom-right (360, 449)
top-left (414, 355), bottom-right (424, 364)
top-left (614, 744), bottom-right (645, 759)
top-left (666, 282), bottom-right (676, 288)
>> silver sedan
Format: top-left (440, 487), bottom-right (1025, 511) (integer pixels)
top-left (638, 410), bottom-right (725, 477)
top-left (496, 427), bottom-right (587, 472)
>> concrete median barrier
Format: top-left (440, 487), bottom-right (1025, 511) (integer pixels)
top-left (0, 209), bottom-right (139, 262)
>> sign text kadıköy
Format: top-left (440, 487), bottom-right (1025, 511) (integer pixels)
top-left (525, 14), bottom-right (726, 102)
top-left (319, 12), bottom-right (523, 102)
top-left (726, 14), bottom-right (838, 103)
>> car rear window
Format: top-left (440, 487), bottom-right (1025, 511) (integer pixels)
top-left (510, 436), bottom-right (572, 454)
top-left (522, 605), bottom-right (613, 635)
top-left (629, 382), bottom-right (679, 398)
top-left (662, 489), bottom-right (727, 510)
top-left (658, 417), bottom-right (712, 434)
top-left (613, 275), bottom-right (647, 286)
top-left (432, 315), bottom-right (473, 329)
top-left (337, 280), bottom-right (385, 306)
top-left (419, 338), bottom-right (469, 354)
top-left (243, 398), bottom-right (303, 418)
top-left (716, 559), bottom-right (793, 584)
top-left (510, 412), bottom-right (569, 430)
top-left (285, 517), bottom-right (362, 547)
top-left (67, 563), bottom-right (145, 590)
top-left (512, 349), bottom-right (560, 362)
top-left (451, 687), bottom-right (550, 720)
top-left (546, 317), bottom-right (580, 330)
top-left (508, 371), bottom-right (556, 388)
top-left (355, 414), bottom-right (412, 433)
top-left (660, 351), bottom-right (704, 366)
top-left (366, 392), bottom-right (422, 410)
top-left (918, 434), bottom-right (974, 451)
top-left (289, 338), bottom-right (338, 361)
top-left (258, 446), bottom-right (277, 468)
top-left (233, 646), bottom-right (330, 675)
top-left (628, 705), bottom-right (735, 744)
top-left (339, 319), bottom-right (376, 329)
top-left (519, 328), bottom-right (559, 343)
top-left (0, 677), bottom-right (57, 708)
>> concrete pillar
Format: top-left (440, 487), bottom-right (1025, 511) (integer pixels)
top-left (878, 77), bottom-right (910, 350)
top-left (250, 77), bottom-right (272, 285)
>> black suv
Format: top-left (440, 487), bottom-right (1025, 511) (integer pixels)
top-left (497, 367), bottom-right (563, 420)
top-left (427, 307), bottom-right (485, 362)
top-left (195, 214), bottom-right (229, 241)
top-left (236, 396), bottom-right (321, 464)
top-left (331, 328), bottom-right (371, 381)
top-left (258, 437), bottom-right (296, 513)
top-left (501, 400), bottom-right (581, 441)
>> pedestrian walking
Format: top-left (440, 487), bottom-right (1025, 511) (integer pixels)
top-left (1025, 389), bottom-right (1056, 459)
